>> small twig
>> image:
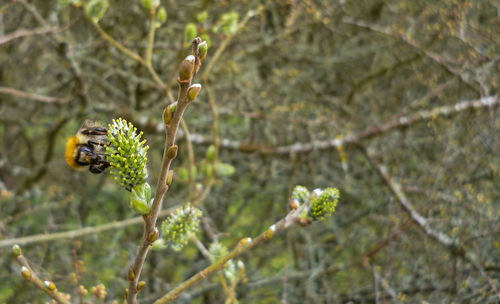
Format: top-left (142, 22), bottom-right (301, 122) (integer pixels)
top-left (144, 10), bottom-right (157, 68)
top-left (0, 205), bottom-right (179, 248)
top-left (186, 96), bottom-right (500, 155)
top-left (0, 25), bottom-right (66, 45)
top-left (12, 246), bottom-right (70, 304)
top-left (126, 38), bottom-right (204, 304)
top-left (153, 202), bottom-right (309, 303)
top-left (92, 23), bottom-right (145, 65)
top-left (202, 9), bottom-right (256, 81)
top-left (361, 147), bottom-right (458, 250)
top-left (0, 87), bottom-right (71, 104)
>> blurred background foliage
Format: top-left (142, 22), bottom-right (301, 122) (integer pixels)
top-left (1, 0), bottom-right (499, 303)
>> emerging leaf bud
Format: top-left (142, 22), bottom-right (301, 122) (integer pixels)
top-left (205, 145), bottom-right (216, 161)
top-left (137, 281), bottom-right (146, 292)
top-left (184, 23), bottom-right (197, 46)
top-left (166, 145), bottom-right (178, 159)
top-left (166, 170), bottom-right (174, 186)
top-left (197, 41), bottom-right (208, 61)
top-left (127, 182), bottom-right (152, 215)
top-left (264, 224), bottom-right (276, 240)
top-left (11, 244), bottom-right (22, 258)
top-left (85, 0), bottom-right (109, 23)
top-left (289, 199), bottom-right (299, 210)
top-left (141, 0), bottom-right (159, 12)
top-left (163, 102), bottom-right (177, 125)
top-left (298, 217), bottom-right (312, 227)
top-left (187, 84), bottom-right (202, 101)
top-left (44, 280), bottom-right (56, 291)
top-left (238, 237), bottom-right (252, 247)
top-left (21, 266), bottom-right (31, 281)
top-left (161, 204), bottom-right (202, 251)
top-left (179, 55), bottom-right (195, 82)
top-left (148, 227), bottom-right (159, 242)
top-left (291, 185), bottom-right (310, 206)
top-left (156, 7), bottom-right (167, 25)
top-left (127, 268), bottom-right (135, 281)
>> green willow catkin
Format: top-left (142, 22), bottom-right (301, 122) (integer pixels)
top-left (106, 118), bottom-right (149, 191)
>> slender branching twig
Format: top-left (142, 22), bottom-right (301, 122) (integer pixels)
top-left (11, 245), bottom-right (70, 304)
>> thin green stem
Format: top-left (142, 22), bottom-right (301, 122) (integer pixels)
top-left (145, 10), bottom-right (157, 67)
top-left (93, 23), bottom-right (144, 65)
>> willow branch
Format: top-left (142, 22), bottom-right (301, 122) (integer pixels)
top-left (154, 200), bottom-right (309, 303)
top-left (362, 147), bottom-right (500, 299)
top-left (126, 39), bottom-right (204, 304)
top-left (0, 87), bottom-right (71, 104)
top-left (13, 247), bottom-right (70, 304)
top-left (0, 206), bottom-right (178, 248)
top-left (93, 23), bottom-right (145, 64)
top-left (186, 96), bottom-right (500, 155)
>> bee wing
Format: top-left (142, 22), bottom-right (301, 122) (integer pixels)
top-left (79, 119), bottom-right (107, 136)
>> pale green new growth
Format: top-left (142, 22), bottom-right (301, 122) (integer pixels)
top-left (161, 204), bottom-right (202, 251)
top-left (308, 188), bottom-right (340, 221)
top-left (106, 118), bottom-right (149, 191)
top-left (291, 185), bottom-right (310, 206)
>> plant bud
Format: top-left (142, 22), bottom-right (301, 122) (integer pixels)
top-left (179, 55), bottom-right (195, 82)
top-left (141, 0), bottom-right (159, 11)
top-left (166, 170), bottom-right (174, 186)
top-left (166, 145), bottom-right (178, 159)
top-left (197, 41), bottom-right (208, 61)
top-left (124, 288), bottom-right (128, 298)
top-left (205, 145), bottom-right (216, 161)
top-left (264, 224), bottom-right (276, 240)
top-left (44, 281), bottom-right (56, 291)
top-left (85, 0), bottom-right (109, 23)
top-left (289, 199), bottom-right (299, 210)
top-left (298, 217), bottom-right (311, 227)
top-left (156, 7), bottom-right (167, 25)
top-left (216, 162), bottom-right (235, 177)
top-left (184, 23), bottom-right (197, 45)
top-left (137, 281), bottom-right (146, 292)
top-left (11, 244), bottom-right (22, 258)
top-left (127, 183), bottom-right (152, 215)
top-left (291, 185), bottom-right (310, 206)
top-left (187, 84), bottom-right (202, 101)
top-left (148, 227), bottom-right (159, 242)
top-left (239, 237), bottom-right (252, 247)
top-left (21, 266), bottom-right (31, 281)
top-left (163, 102), bottom-right (177, 124)
top-left (127, 268), bottom-right (135, 281)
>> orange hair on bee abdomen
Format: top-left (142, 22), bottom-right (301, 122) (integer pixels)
top-left (65, 136), bottom-right (81, 169)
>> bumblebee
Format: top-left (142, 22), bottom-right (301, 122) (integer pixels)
top-left (65, 119), bottom-right (110, 174)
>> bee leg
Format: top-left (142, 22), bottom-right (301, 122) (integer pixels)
top-left (89, 164), bottom-right (105, 174)
top-left (88, 139), bottom-right (107, 147)
top-left (89, 161), bottom-right (110, 174)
